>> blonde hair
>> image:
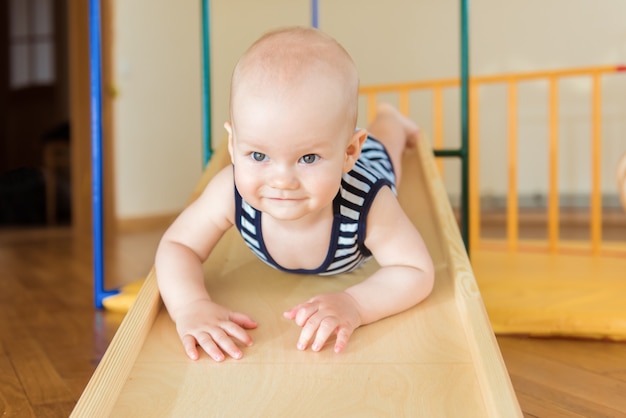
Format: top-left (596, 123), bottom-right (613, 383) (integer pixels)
top-left (230, 27), bottom-right (360, 128)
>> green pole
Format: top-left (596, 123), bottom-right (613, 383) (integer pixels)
top-left (459, 0), bottom-right (470, 253)
top-left (434, 1), bottom-right (470, 252)
top-left (201, 0), bottom-right (212, 166)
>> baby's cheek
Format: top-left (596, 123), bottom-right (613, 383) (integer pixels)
top-left (234, 168), bottom-right (260, 190)
top-left (313, 174), bottom-right (343, 201)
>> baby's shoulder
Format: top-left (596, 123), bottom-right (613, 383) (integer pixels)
top-left (366, 185), bottom-right (403, 223)
top-left (201, 165), bottom-right (234, 194)
top-left (194, 165), bottom-right (235, 218)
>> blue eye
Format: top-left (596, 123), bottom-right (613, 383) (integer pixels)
top-left (251, 152), bottom-right (267, 162)
top-left (299, 154), bottom-right (320, 164)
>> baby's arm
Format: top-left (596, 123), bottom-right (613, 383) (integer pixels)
top-left (155, 167), bottom-right (258, 361)
top-left (284, 186), bottom-right (434, 353)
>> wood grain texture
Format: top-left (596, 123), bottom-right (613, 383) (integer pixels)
top-left (0, 343), bottom-right (37, 418)
top-left (71, 140), bottom-right (521, 417)
top-left (498, 336), bottom-right (626, 417)
top-left (3, 339), bottom-right (74, 406)
top-left (414, 138), bottom-right (521, 417)
top-left (0, 228), bottom-right (128, 417)
top-left (2, 216), bottom-right (624, 416)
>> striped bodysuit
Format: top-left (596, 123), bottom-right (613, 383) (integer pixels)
top-left (234, 136), bottom-right (397, 276)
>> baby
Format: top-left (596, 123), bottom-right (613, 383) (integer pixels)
top-left (155, 27), bottom-right (434, 362)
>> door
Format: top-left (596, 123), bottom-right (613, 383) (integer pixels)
top-left (0, 0), bottom-right (70, 226)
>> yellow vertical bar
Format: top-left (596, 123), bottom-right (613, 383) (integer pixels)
top-left (399, 90), bottom-right (410, 116)
top-left (432, 87), bottom-right (444, 175)
top-left (548, 78), bottom-right (560, 253)
top-left (367, 93), bottom-right (377, 124)
top-left (469, 81), bottom-right (481, 252)
top-left (507, 81), bottom-right (518, 252)
top-left (591, 74), bottom-right (602, 254)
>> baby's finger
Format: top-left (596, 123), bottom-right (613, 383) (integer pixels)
top-left (294, 304), bottom-right (319, 327)
top-left (333, 327), bottom-right (354, 353)
top-left (282, 306), bottom-right (298, 319)
top-left (311, 317), bottom-right (339, 352)
top-left (296, 315), bottom-right (322, 350)
top-left (229, 311), bottom-right (259, 330)
top-left (182, 334), bottom-right (200, 360)
top-left (196, 332), bottom-right (227, 362)
top-left (211, 329), bottom-right (246, 360)
top-left (221, 321), bottom-right (255, 348)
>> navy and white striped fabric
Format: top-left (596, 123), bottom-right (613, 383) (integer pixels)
top-left (234, 135), bottom-right (396, 276)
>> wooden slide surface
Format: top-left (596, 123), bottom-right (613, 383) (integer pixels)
top-left (72, 139), bottom-right (521, 417)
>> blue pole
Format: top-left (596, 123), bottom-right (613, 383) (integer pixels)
top-left (89, 0), bottom-right (117, 307)
top-left (202, 0), bottom-right (212, 166)
top-left (311, 0), bottom-right (319, 28)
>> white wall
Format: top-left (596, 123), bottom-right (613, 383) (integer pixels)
top-left (209, 0), bottom-right (310, 151)
top-left (112, 0), bottom-right (203, 219)
top-left (111, 0), bottom-right (311, 220)
top-left (470, 0), bottom-right (626, 205)
top-left (319, 0), bottom-right (626, 205)
top-left (112, 0), bottom-right (626, 220)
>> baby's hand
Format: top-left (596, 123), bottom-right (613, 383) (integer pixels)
top-left (283, 292), bottom-right (362, 353)
top-left (174, 299), bottom-right (258, 362)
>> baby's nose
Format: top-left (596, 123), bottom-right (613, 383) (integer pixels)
top-left (269, 164), bottom-right (299, 189)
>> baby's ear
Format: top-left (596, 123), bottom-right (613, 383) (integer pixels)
top-left (343, 129), bottom-right (367, 173)
top-left (224, 122), bottom-right (235, 164)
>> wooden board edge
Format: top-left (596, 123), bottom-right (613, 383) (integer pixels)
top-left (414, 138), bottom-right (522, 417)
top-left (71, 143), bottom-right (231, 417)
top-left (70, 270), bottom-right (162, 417)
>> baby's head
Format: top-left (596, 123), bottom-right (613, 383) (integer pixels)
top-left (226, 28), bottom-right (366, 222)
top-left (229, 27), bottom-right (360, 143)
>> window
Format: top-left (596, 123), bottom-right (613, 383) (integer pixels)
top-left (9, 0), bottom-right (55, 89)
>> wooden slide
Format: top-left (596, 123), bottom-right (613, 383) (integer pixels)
top-left (71, 138), bottom-right (521, 417)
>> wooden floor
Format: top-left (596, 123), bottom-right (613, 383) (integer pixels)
top-left (1, 225), bottom-right (625, 417)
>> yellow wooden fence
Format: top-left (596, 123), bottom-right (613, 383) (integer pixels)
top-left (360, 65), bottom-right (626, 258)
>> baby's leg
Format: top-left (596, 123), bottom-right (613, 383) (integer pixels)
top-left (366, 103), bottom-right (420, 186)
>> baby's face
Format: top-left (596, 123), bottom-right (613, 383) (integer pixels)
top-left (228, 83), bottom-right (356, 222)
